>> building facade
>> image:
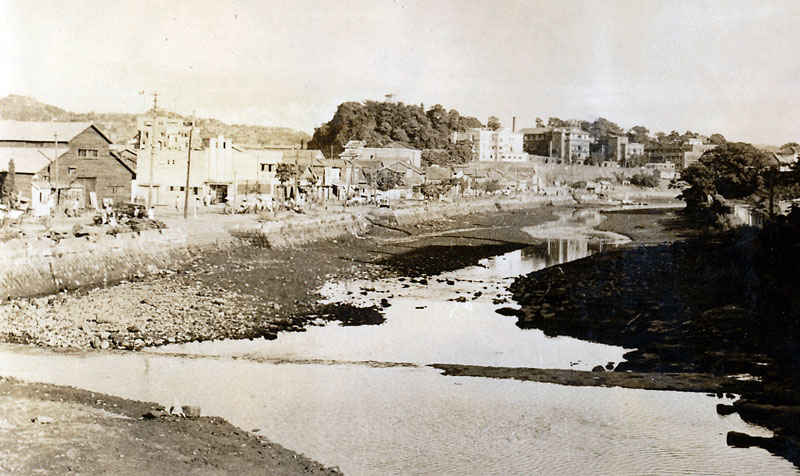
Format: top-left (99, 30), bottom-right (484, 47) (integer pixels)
top-left (0, 120), bottom-right (135, 209)
top-left (646, 142), bottom-right (717, 170)
top-left (339, 140), bottom-right (423, 167)
top-left (136, 115), bottom-right (199, 151)
top-left (453, 128), bottom-right (526, 162)
top-left (520, 126), bottom-right (590, 163)
top-left (135, 135), bottom-right (266, 205)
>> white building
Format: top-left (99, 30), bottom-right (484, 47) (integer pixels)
top-left (452, 128), bottom-right (527, 162)
top-left (136, 115), bottom-right (199, 151)
top-left (135, 135), bottom-right (268, 205)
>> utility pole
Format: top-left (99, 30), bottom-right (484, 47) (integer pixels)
top-left (53, 132), bottom-right (58, 209)
top-left (183, 114), bottom-right (195, 219)
top-left (142, 91), bottom-right (158, 208)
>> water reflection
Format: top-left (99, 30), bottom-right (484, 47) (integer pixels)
top-left (154, 243), bottom-right (625, 371)
top-left (0, 346), bottom-right (795, 476)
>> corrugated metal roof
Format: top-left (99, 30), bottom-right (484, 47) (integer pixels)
top-left (0, 120), bottom-right (100, 142)
top-left (0, 146), bottom-right (65, 173)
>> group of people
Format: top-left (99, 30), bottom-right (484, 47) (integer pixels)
top-left (98, 202), bottom-right (155, 225)
top-left (233, 195), bottom-right (274, 214)
top-left (174, 191), bottom-right (216, 214)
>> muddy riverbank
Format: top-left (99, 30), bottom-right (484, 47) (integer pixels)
top-left (0, 375), bottom-right (341, 475)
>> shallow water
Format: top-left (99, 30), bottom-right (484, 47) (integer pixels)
top-left (153, 242), bottom-right (625, 370)
top-left (1, 214), bottom-right (797, 475)
top-left (0, 346), bottom-right (795, 476)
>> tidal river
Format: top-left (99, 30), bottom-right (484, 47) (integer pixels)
top-left (0, 214), bottom-right (797, 475)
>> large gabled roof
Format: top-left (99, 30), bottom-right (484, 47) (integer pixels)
top-left (0, 120), bottom-right (113, 144)
top-left (0, 146), bottom-right (66, 174)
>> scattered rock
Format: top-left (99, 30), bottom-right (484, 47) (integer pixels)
top-left (495, 307), bottom-right (524, 317)
top-left (31, 416), bottom-right (54, 424)
top-left (143, 410), bottom-right (167, 419)
top-left (181, 405), bottom-right (201, 418)
top-left (716, 404), bottom-right (737, 416)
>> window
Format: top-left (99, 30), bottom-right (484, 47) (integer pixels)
top-left (169, 186), bottom-right (176, 192)
top-left (78, 148), bottom-right (98, 158)
top-left (180, 186), bottom-right (185, 192)
top-left (68, 167), bottom-right (76, 177)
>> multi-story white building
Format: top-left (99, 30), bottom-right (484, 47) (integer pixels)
top-left (136, 115), bottom-right (199, 151)
top-left (452, 128), bottom-right (526, 162)
top-left (135, 135), bottom-right (267, 205)
top-left (626, 142), bottom-right (645, 158)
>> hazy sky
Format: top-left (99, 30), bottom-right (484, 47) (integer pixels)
top-left (1, 0), bottom-right (798, 144)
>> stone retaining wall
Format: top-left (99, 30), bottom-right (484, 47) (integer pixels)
top-left (0, 195), bottom-right (570, 300)
top-left (0, 228), bottom-right (200, 300)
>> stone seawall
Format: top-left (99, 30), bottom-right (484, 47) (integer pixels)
top-left (0, 195), bottom-right (572, 300)
top-left (0, 228), bottom-right (201, 300)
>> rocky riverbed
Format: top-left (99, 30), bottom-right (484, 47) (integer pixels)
top-left (0, 205), bottom-right (558, 351)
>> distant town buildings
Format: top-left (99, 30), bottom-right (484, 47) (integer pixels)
top-left (646, 142), bottom-right (717, 170)
top-left (643, 162), bottom-right (677, 180)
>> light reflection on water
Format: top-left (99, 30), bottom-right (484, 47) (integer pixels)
top-left (153, 240), bottom-right (622, 370)
top-left (0, 347), bottom-right (795, 476)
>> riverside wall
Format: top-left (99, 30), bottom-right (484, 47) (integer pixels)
top-left (0, 194), bottom-right (576, 300)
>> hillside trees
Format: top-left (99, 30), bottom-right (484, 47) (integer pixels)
top-left (627, 125), bottom-right (650, 144)
top-left (309, 101), bottom-right (484, 164)
top-left (709, 133), bottom-right (727, 145)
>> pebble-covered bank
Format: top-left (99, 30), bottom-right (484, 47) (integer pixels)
top-left (0, 205), bottom-right (560, 351)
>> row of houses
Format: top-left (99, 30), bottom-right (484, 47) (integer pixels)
top-left (0, 118), bottom-right (434, 210)
top-left (452, 120), bottom-right (647, 166)
top-left (0, 117), bottom-right (548, 211)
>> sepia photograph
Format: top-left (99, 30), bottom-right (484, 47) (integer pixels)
top-left (1, 0), bottom-right (799, 474)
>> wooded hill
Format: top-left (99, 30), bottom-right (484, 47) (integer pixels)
top-left (0, 95), bottom-right (310, 147)
top-left (309, 101), bottom-right (485, 159)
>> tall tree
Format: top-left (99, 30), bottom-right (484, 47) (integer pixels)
top-left (627, 125), bottom-right (650, 144)
top-left (547, 117), bottom-right (568, 128)
top-left (3, 158), bottom-right (16, 206)
top-left (679, 142), bottom-right (772, 210)
top-left (586, 117), bottom-right (623, 138)
top-left (709, 133), bottom-right (727, 146)
top-left (487, 116), bottom-right (502, 131)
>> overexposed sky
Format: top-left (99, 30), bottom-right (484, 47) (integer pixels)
top-left (1, 0), bottom-right (797, 144)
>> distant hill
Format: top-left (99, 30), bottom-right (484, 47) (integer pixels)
top-left (0, 94), bottom-right (311, 147)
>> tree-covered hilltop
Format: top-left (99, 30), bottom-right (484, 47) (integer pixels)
top-left (0, 95), bottom-right (310, 146)
top-left (309, 101), bottom-right (484, 159)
